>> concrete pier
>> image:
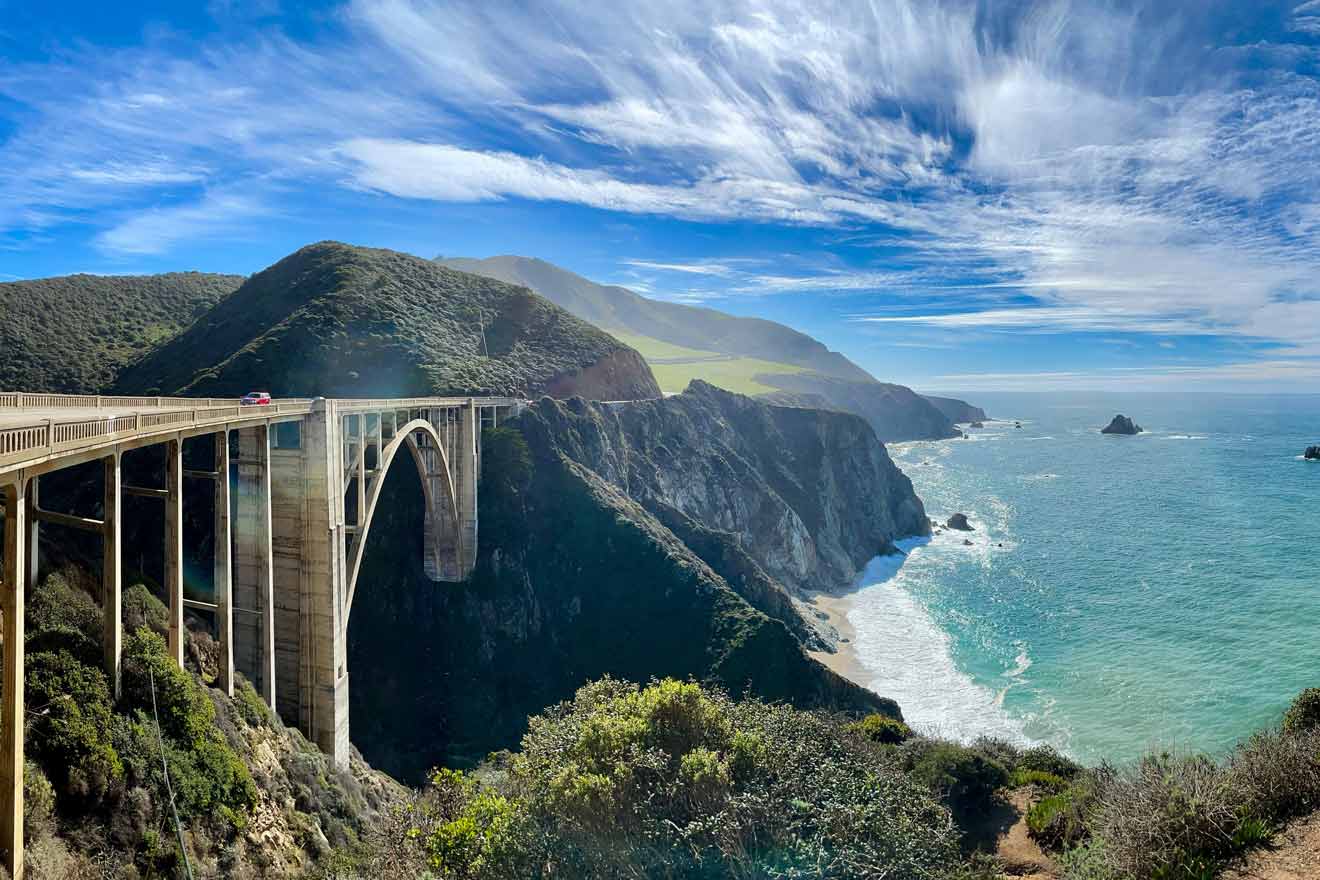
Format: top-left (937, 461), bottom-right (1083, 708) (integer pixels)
top-left (0, 391), bottom-right (521, 876)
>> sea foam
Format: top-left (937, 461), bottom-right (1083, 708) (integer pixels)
top-left (847, 545), bottom-right (1035, 746)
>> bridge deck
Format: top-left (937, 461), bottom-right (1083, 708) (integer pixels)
top-left (0, 392), bottom-right (523, 482)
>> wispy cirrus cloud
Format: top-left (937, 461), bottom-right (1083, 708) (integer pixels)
top-left (2, 0), bottom-right (1320, 387)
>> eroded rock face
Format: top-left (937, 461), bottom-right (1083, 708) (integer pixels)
top-left (1101, 414), bottom-right (1143, 435)
top-left (518, 381), bottom-right (931, 596)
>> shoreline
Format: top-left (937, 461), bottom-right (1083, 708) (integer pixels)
top-left (806, 590), bottom-right (872, 690)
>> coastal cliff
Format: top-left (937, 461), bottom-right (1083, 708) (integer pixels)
top-left (923, 395), bottom-right (989, 424)
top-left (519, 381), bottom-right (930, 595)
top-left (347, 385), bottom-right (926, 780)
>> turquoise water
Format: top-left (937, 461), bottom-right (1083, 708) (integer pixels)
top-left (848, 393), bottom-right (1320, 764)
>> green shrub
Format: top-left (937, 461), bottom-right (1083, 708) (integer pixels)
top-left (906, 741), bottom-right (1009, 820)
top-left (1026, 776), bottom-right (1095, 850)
top-left (849, 713), bottom-right (913, 745)
top-left (25, 650), bottom-right (123, 802)
top-left (1017, 744), bottom-right (1082, 780)
top-left (1011, 768), bottom-right (1069, 793)
top-left (235, 676), bottom-right (274, 728)
top-left (27, 570), bottom-right (102, 643)
top-left (1282, 688), bottom-right (1320, 734)
top-left (404, 677), bottom-right (963, 879)
top-left (122, 583), bottom-right (169, 639)
top-left (23, 761), bottom-right (56, 843)
top-left (117, 629), bottom-right (256, 824)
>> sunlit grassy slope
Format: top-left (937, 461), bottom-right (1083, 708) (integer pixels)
top-left (608, 330), bottom-right (807, 395)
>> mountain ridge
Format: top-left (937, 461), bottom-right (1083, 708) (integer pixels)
top-left (438, 254), bottom-right (981, 441)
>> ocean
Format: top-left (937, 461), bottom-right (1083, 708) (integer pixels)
top-left (848, 392), bottom-right (1320, 764)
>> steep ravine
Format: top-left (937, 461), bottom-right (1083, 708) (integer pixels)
top-left (348, 384), bottom-right (930, 782)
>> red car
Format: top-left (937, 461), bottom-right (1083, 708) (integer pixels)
top-left (240, 392), bottom-right (272, 406)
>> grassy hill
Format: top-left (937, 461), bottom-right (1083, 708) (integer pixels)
top-left (439, 255), bottom-right (972, 441)
top-left (608, 331), bottom-right (808, 395)
top-left (115, 242), bottom-right (660, 400)
top-left (439, 255), bottom-right (872, 381)
top-left (0, 272), bottom-right (242, 393)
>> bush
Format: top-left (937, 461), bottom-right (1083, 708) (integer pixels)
top-left (1011, 768), bottom-right (1069, 793)
top-left (389, 677), bottom-right (961, 880)
top-left (1017, 744), bottom-right (1082, 780)
top-left (1282, 688), bottom-right (1320, 734)
top-left (1026, 776), bottom-right (1095, 850)
top-left (1228, 726), bottom-right (1320, 823)
top-left (905, 741), bottom-right (1009, 821)
top-left (117, 629), bottom-right (256, 824)
top-left (122, 583), bottom-right (169, 639)
top-left (849, 713), bottom-right (913, 745)
top-left (25, 650), bottom-right (123, 803)
top-left (1083, 753), bottom-right (1238, 879)
top-left (24, 761), bottom-right (56, 844)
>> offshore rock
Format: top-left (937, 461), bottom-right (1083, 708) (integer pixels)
top-left (1101, 414), bottom-right (1143, 435)
top-left (946, 513), bottom-right (974, 531)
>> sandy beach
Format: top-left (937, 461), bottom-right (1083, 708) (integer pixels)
top-left (806, 591), bottom-right (873, 689)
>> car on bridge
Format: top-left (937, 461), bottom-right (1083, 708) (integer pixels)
top-left (240, 391), bottom-right (272, 406)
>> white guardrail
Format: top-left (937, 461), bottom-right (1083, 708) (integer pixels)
top-left (0, 393), bottom-right (314, 470)
top-left (0, 392), bottom-right (525, 472)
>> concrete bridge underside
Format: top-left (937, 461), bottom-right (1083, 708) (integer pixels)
top-left (0, 392), bottom-right (519, 879)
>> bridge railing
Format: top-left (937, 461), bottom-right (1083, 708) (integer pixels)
top-left (0, 392), bottom-right (316, 410)
top-left (0, 400), bottom-right (315, 470)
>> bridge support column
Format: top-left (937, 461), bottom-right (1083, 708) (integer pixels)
top-left (2, 479), bottom-right (27, 880)
top-left (457, 400), bottom-right (478, 577)
top-left (103, 452), bottom-right (122, 698)
top-left (25, 475), bottom-right (38, 592)
top-left (234, 425), bottom-right (276, 706)
top-left (303, 402), bottom-right (349, 767)
top-left (215, 432), bottom-right (234, 697)
top-left (166, 440), bottom-right (184, 666)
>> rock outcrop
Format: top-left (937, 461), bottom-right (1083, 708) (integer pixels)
top-left (1305, 445), bottom-right (1320, 460)
top-left (946, 513), bottom-right (974, 531)
top-left (1101, 414), bottom-right (1143, 435)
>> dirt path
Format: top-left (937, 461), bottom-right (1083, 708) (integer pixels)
top-left (993, 789), bottom-right (1060, 879)
top-left (1222, 812), bottom-right (1320, 880)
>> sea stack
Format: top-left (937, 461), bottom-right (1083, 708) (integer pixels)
top-left (1305, 445), bottom-right (1320, 460)
top-left (946, 513), bottom-right (974, 531)
top-left (1101, 414), bottom-right (1143, 435)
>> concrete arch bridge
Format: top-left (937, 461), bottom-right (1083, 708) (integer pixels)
top-left (0, 392), bottom-right (523, 878)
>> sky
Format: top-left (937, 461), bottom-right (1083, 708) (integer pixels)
top-left (2, 1), bottom-right (1320, 392)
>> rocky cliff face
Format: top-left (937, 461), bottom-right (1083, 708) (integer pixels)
top-left (761, 374), bottom-right (961, 442)
top-left (347, 386), bottom-right (925, 781)
top-left (519, 381), bottom-right (929, 595)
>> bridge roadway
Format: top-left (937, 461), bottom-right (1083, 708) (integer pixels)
top-left (0, 390), bottom-right (522, 879)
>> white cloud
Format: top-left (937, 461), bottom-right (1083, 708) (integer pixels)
top-left (95, 190), bottom-right (269, 255)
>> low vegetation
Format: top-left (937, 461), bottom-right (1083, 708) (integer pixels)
top-left (1017, 688), bottom-right (1320, 880)
top-left (0, 272), bottom-right (241, 393)
top-left (338, 677), bottom-right (967, 879)
top-left (20, 568), bottom-right (399, 879)
top-left (609, 330), bottom-right (808, 395)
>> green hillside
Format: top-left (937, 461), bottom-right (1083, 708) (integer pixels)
top-left (115, 242), bottom-right (661, 400)
top-left (0, 272), bottom-right (243, 393)
top-left (439, 256), bottom-right (971, 441)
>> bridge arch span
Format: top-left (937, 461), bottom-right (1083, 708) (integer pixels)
top-left (344, 418), bottom-right (460, 624)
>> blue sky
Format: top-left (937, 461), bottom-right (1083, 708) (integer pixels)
top-left (2, 1), bottom-right (1320, 392)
